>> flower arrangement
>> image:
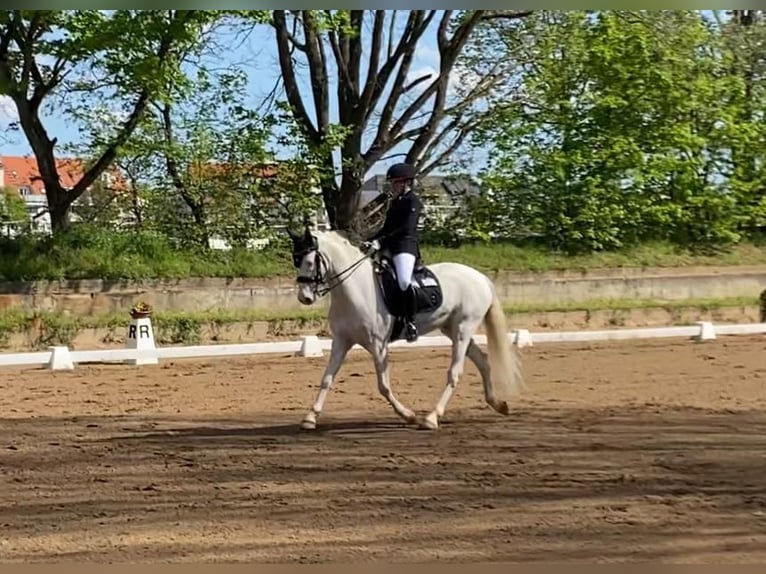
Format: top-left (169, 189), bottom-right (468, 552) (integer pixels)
top-left (130, 301), bottom-right (153, 319)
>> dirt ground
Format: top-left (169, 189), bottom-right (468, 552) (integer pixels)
top-left (1, 334), bottom-right (766, 563)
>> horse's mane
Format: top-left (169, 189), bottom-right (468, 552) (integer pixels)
top-left (316, 229), bottom-right (356, 248)
top-left (314, 229), bottom-right (368, 262)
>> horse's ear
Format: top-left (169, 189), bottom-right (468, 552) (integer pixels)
top-left (303, 224), bottom-right (312, 242)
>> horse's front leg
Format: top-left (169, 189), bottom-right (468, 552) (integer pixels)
top-left (301, 335), bottom-right (351, 430)
top-left (372, 342), bottom-right (418, 425)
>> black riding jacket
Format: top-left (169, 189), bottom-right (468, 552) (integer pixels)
top-left (372, 190), bottom-right (422, 256)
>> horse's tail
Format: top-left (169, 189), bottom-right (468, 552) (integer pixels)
top-left (482, 286), bottom-right (525, 415)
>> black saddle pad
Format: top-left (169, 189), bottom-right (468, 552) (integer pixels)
top-left (373, 256), bottom-right (443, 320)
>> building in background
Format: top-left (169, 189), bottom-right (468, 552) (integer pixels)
top-left (360, 172), bottom-right (482, 224)
top-left (0, 154), bottom-right (127, 236)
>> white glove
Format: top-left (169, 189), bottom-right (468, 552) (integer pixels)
top-left (362, 239), bottom-right (380, 253)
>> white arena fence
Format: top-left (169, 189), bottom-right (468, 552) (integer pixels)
top-left (0, 319), bottom-right (764, 371)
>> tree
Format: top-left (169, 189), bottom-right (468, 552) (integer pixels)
top-left (714, 10), bottom-right (766, 234)
top-left (64, 12), bottom-right (322, 248)
top-left (78, 67), bottom-right (324, 249)
top-left (0, 186), bottom-right (29, 232)
top-left (473, 11), bottom-right (743, 252)
top-left (0, 10), bottom-right (226, 234)
top-left (268, 9), bottom-right (532, 229)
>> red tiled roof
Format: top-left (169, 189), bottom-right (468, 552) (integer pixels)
top-left (0, 155), bottom-right (126, 194)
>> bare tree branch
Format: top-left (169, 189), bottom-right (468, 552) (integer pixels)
top-left (405, 11), bottom-right (488, 166)
top-left (271, 11), bottom-right (321, 144)
top-left (326, 23), bottom-right (354, 100)
top-left (366, 11), bottom-right (435, 156)
top-left (300, 11), bottom-right (330, 135)
top-left (270, 9), bottom-right (535, 228)
top-left (481, 10), bottom-right (534, 21)
top-left (378, 152), bottom-right (409, 162)
top-left (418, 114), bottom-right (480, 176)
top-left (359, 10), bottom-right (386, 113)
top-left (159, 103), bottom-right (190, 202)
top-left (386, 11), bottom-right (397, 59)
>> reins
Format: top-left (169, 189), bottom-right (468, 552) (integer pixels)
top-left (302, 250), bottom-right (372, 297)
top-left (296, 227), bottom-right (401, 298)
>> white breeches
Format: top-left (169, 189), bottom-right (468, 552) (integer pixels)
top-left (393, 252), bottom-right (416, 291)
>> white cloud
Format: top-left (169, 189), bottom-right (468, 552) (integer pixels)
top-left (0, 96), bottom-right (18, 122)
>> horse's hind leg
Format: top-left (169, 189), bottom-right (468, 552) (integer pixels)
top-left (465, 339), bottom-right (493, 407)
top-left (301, 336), bottom-right (351, 430)
top-left (422, 320), bottom-right (476, 430)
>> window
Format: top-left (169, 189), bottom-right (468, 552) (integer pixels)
top-left (19, 186), bottom-right (30, 196)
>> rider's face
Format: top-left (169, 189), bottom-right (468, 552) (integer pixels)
top-left (388, 179), bottom-right (406, 197)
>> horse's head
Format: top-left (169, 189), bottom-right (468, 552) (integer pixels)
top-left (287, 224), bottom-right (324, 305)
top-left (286, 224), bottom-right (369, 305)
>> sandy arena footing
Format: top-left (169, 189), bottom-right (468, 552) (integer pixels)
top-left (1, 335), bottom-right (765, 563)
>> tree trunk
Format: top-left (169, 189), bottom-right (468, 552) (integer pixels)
top-left (46, 185), bottom-right (73, 234)
top-left (335, 162), bottom-right (366, 231)
top-left (131, 194), bottom-right (143, 227)
top-left (189, 202), bottom-right (210, 248)
top-left (11, 96), bottom-right (76, 234)
top-left (128, 174), bottom-right (143, 227)
top-left (321, 184), bottom-right (339, 229)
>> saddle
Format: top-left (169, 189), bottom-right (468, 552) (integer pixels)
top-left (372, 253), bottom-right (444, 342)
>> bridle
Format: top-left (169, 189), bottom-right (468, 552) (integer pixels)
top-left (293, 235), bottom-right (371, 298)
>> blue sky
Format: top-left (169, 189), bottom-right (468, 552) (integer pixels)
top-left (0, 11), bottom-right (450, 179)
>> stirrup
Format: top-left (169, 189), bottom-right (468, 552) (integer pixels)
top-left (404, 321), bottom-right (418, 342)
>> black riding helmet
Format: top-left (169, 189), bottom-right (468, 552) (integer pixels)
top-left (386, 163), bottom-right (416, 181)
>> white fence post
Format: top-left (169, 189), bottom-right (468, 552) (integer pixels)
top-left (695, 321), bottom-right (716, 341)
top-left (514, 329), bottom-right (534, 348)
top-left (47, 345), bottom-right (74, 371)
top-left (297, 335), bottom-right (323, 357)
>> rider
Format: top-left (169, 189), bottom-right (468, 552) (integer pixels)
top-left (367, 162), bottom-right (423, 342)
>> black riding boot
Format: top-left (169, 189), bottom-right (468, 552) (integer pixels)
top-left (403, 284), bottom-right (418, 342)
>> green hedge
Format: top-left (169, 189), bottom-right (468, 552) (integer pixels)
top-left (0, 228), bottom-right (290, 281)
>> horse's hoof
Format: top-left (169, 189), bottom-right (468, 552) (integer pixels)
top-left (419, 413), bottom-right (440, 430)
top-left (490, 400), bottom-right (510, 415)
top-left (300, 418), bottom-right (317, 431)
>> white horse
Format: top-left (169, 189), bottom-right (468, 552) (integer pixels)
top-left (287, 225), bottom-right (525, 430)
